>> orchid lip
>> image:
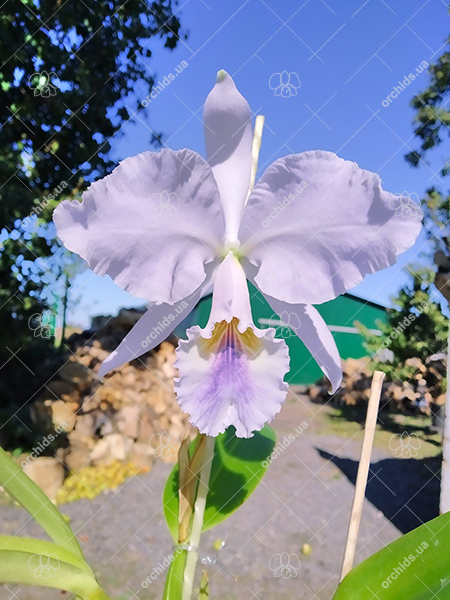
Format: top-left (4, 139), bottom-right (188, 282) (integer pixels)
top-left (202, 317), bottom-right (262, 354)
top-left (174, 253), bottom-right (290, 438)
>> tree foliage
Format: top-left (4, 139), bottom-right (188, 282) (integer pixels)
top-left (0, 0), bottom-right (185, 447)
top-left (404, 36), bottom-right (450, 295)
top-left (363, 34), bottom-right (450, 378)
top-left (361, 269), bottom-right (448, 380)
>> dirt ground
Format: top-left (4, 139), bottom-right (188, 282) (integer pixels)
top-left (0, 392), bottom-right (441, 600)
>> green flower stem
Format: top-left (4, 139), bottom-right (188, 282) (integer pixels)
top-left (182, 436), bottom-right (215, 600)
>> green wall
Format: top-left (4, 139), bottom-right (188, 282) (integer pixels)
top-left (176, 286), bottom-right (387, 385)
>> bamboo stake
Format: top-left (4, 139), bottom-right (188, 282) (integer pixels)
top-left (340, 370), bottom-right (385, 581)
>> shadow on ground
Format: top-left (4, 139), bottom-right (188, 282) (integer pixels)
top-left (327, 405), bottom-right (438, 437)
top-left (317, 448), bottom-right (441, 533)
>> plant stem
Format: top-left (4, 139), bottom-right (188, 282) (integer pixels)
top-left (181, 436), bottom-right (215, 600)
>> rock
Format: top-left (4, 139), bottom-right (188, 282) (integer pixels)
top-left (341, 391), bottom-right (358, 406)
top-left (115, 406), bottom-right (139, 439)
top-left (306, 355), bottom-right (441, 414)
top-left (161, 361), bottom-right (176, 379)
top-left (137, 418), bottom-right (154, 443)
top-left (122, 372), bottom-right (136, 388)
top-left (73, 414), bottom-right (96, 439)
top-left (97, 386), bottom-right (122, 405)
top-left (51, 401), bottom-right (77, 432)
top-left (65, 443), bottom-right (91, 472)
top-left (405, 357), bottom-right (426, 373)
top-left (88, 346), bottom-right (109, 361)
top-left (59, 361), bottom-right (92, 390)
top-left (29, 400), bottom-right (53, 431)
top-left (308, 385), bottom-right (326, 403)
top-left (22, 457), bottom-right (65, 498)
top-left (90, 434), bottom-right (132, 464)
top-left (27, 306), bottom-right (191, 471)
top-left (434, 393), bottom-right (447, 405)
top-left (47, 380), bottom-right (80, 402)
top-left (78, 354), bottom-right (93, 367)
top-left (343, 357), bottom-right (371, 378)
top-left (154, 398), bottom-right (168, 415)
top-left (130, 442), bottom-right (155, 468)
top-left (399, 387), bottom-right (417, 402)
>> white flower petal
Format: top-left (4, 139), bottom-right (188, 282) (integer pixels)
top-left (255, 288), bottom-right (342, 392)
top-left (204, 70), bottom-right (253, 243)
top-left (175, 253), bottom-right (290, 438)
top-left (98, 284), bottom-right (208, 378)
top-left (239, 151), bottom-right (423, 304)
top-left (54, 148), bottom-right (224, 304)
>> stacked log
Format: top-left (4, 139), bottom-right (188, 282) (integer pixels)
top-left (306, 356), bottom-right (446, 415)
top-left (30, 308), bottom-right (192, 473)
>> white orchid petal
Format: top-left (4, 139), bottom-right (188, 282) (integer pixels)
top-left (54, 148), bottom-right (224, 305)
top-left (175, 253), bottom-right (290, 438)
top-left (98, 283), bottom-right (208, 378)
top-left (239, 151), bottom-right (423, 304)
top-left (204, 70), bottom-right (253, 243)
top-left (258, 290), bottom-right (342, 392)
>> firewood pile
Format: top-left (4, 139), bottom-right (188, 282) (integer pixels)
top-left (306, 356), bottom-right (446, 416)
top-left (30, 308), bottom-right (192, 473)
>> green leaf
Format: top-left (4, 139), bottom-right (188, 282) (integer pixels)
top-left (333, 512), bottom-right (450, 600)
top-left (0, 447), bottom-right (83, 559)
top-left (163, 426), bottom-right (276, 542)
top-left (0, 535), bottom-right (108, 599)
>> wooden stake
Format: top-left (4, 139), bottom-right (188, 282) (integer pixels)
top-left (340, 370), bottom-right (385, 581)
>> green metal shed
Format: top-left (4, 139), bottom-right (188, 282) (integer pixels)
top-left (177, 285), bottom-right (387, 385)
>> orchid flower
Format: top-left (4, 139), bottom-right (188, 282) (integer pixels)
top-left (53, 70), bottom-right (422, 438)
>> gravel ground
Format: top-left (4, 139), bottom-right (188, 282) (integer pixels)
top-left (1, 394), bottom-right (440, 600)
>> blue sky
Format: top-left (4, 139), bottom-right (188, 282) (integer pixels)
top-left (68, 0), bottom-right (449, 327)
